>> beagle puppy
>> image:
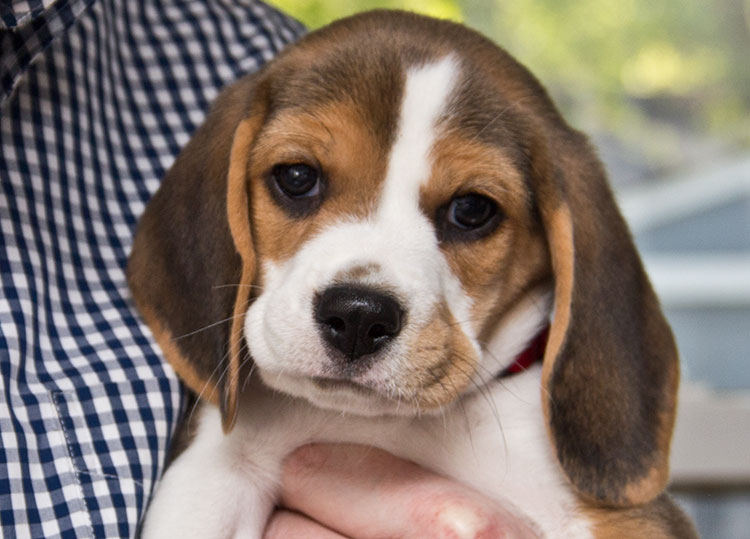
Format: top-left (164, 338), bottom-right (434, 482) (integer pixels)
top-left (128, 10), bottom-right (697, 538)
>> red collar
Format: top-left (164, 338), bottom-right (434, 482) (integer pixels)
top-left (499, 326), bottom-right (549, 377)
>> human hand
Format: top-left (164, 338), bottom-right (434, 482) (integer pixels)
top-left (263, 443), bottom-right (540, 538)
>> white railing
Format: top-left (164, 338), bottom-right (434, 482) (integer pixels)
top-left (617, 155), bottom-right (750, 486)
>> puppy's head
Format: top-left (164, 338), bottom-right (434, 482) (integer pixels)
top-left (128, 11), bottom-right (679, 508)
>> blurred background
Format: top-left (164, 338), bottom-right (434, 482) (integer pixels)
top-left (268, 1), bottom-right (750, 537)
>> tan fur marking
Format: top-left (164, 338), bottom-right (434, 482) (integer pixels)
top-left (539, 206), bottom-right (574, 410)
top-left (222, 116), bottom-right (263, 431)
top-left (424, 134), bottom-right (550, 339)
top-left (623, 465), bottom-right (669, 506)
top-left (643, 314), bottom-right (681, 500)
top-left (227, 117), bottom-right (261, 264)
top-left (583, 494), bottom-right (698, 538)
top-left (401, 302), bottom-right (479, 408)
top-left (423, 135), bottom-right (528, 223)
top-left (589, 512), bottom-right (672, 539)
top-left (249, 103), bottom-right (388, 264)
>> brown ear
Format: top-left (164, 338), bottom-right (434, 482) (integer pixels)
top-left (532, 128), bottom-right (679, 507)
top-left (127, 75), bottom-right (264, 432)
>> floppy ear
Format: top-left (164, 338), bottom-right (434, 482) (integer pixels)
top-left (532, 127), bottom-right (679, 507)
top-left (127, 75), bottom-right (265, 432)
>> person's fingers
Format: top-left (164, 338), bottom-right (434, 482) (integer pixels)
top-left (263, 509), bottom-right (349, 539)
top-left (280, 443), bottom-right (540, 539)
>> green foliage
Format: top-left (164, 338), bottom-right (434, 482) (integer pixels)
top-left (270, 0), bottom-right (462, 28)
top-left (267, 0), bottom-right (749, 148)
top-left (463, 0), bottom-right (749, 140)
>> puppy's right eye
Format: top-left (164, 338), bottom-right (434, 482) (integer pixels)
top-left (272, 163), bottom-right (321, 198)
top-left (266, 162), bottom-right (326, 218)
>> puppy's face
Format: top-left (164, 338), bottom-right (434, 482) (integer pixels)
top-left (129, 11), bottom-right (680, 507)
top-left (243, 47), bottom-right (550, 415)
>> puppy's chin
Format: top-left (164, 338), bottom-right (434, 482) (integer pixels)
top-left (256, 368), bottom-right (446, 417)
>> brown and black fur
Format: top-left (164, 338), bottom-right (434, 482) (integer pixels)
top-left (128, 10), bottom-right (697, 537)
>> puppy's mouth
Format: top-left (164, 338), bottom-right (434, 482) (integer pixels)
top-left (247, 282), bottom-right (486, 416)
top-left (257, 366), bottom-right (436, 417)
top-left (311, 376), bottom-right (378, 395)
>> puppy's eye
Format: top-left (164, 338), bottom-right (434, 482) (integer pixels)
top-left (448, 194), bottom-right (497, 229)
top-left (437, 193), bottom-right (503, 243)
top-left (272, 163), bottom-right (320, 198)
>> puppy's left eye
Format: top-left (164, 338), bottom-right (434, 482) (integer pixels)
top-left (437, 193), bottom-right (503, 242)
top-left (272, 163), bottom-right (321, 198)
top-left (448, 194), bottom-right (497, 229)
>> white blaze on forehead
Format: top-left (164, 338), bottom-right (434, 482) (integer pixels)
top-left (364, 54), bottom-right (473, 332)
top-left (378, 55), bottom-right (459, 220)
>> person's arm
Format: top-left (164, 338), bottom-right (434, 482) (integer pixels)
top-left (264, 444), bottom-right (539, 538)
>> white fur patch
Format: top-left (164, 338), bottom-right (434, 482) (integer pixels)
top-left (474, 286), bottom-right (553, 383)
top-left (142, 370), bottom-right (594, 538)
top-left (377, 55), bottom-right (460, 221)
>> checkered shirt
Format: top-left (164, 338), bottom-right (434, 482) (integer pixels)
top-left (0, 1), bottom-right (304, 537)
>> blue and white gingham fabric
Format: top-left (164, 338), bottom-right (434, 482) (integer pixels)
top-left (0, 1), bottom-right (304, 536)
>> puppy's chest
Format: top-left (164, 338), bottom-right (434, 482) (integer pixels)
top-left (225, 366), bottom-right (592, 537)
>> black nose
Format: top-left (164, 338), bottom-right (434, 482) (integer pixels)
top-left (314, 285), bottom-right (403, 362)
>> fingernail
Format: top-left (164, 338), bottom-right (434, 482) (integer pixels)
top-left (437, 503), bottom-right (487, 539)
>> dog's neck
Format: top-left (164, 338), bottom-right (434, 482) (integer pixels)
top-left (500, 326), bottom-right (549, 378)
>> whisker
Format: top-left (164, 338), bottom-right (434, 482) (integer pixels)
top-left (437, 364), bottom-right (475, 452)
top-left (209, 342), bottom-right (242, 403)
top-left (467, 95), bottom-right (537, 145)
top-left (471, 348), bottom-right (503, 377)
top-left (446, 314), bottom-right (494, 329)
top-left (212, 283), bottom-right (266, 291)
top-left (184, 369), bottom-right (232, 425)
top-left (476, 339), bottom-right (531, 403)
top-left (241, 347), bottom-right (258, 394)
top-left (172, 314), bottom-right (242, 341)
top-left (539, 378), bottom-right (556, 412)
top-left (439, 400), bottom-right (449, 434)
top-left (172, 295), bottom-right (253, 341)
top-left (457, 360), bottom-right (509, 466)
top-left (186, 316), bottom-right (248, 424)
top-left (186, 355), bottom-right (227, 426)
top-left (456, 358), bottom-right (502, 427)
top-left (476, 375), bottom-right (510, 480)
